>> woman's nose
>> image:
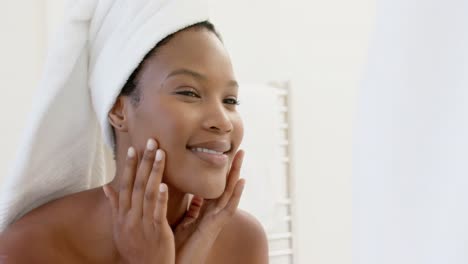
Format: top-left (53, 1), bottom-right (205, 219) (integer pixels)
top-left (202, 103), bottom-right (233, 133)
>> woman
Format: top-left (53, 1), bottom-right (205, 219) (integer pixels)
top-left (0, 1), bottom-right (268, 263)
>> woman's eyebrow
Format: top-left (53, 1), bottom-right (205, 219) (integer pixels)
top-left (227, 80), bottom-right (239, 89)
top-left (166, 68), bottom-right (238, 89)
top-left (167, 68), bottom-right (205, 80)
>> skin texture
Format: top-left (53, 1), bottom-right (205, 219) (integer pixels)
top-left (0, 27), bottom-right (269, 263)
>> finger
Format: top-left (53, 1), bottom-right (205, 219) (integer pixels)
top-left (180, 196), bottom-right (206, 227)
top-left (153, 183), bottom-right (169, 225)
top-left (103, 184), bottom-right (118, 217)
top-left (119, 146), bottom-right (137, 214)
top-left (201, 199), bottom-right (214, 216)
top-left (176, 196), bottom-right (204, 229)
top-left (222, 179), bottom-right (246, 217)
top-left (187, 195), bottom-right (204, 219)
top-left (131, 138), bottom-right (158, 217)
top-left (143, 148), bottom-right (165, 219)
top-left (216, 150), bottom-right (244, 209)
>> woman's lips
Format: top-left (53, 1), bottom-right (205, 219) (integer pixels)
top-left (189, 148), bottom-right (228, 167)
top-left (186, 140), bottom-right (231, 168)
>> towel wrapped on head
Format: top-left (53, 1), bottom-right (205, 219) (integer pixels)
top-left (0, 0), bottom-right (210, 232)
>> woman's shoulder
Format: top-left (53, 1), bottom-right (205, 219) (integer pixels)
top-left (209, 209), bottom-right (269, 264)
top-left (227, 209), bottom-right (268, 245)
top-left (0, 188), bottom-right (107, 263)
top-left (0, 220), bottom-right (58, 263)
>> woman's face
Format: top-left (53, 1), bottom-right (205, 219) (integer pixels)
top-left (122, 27), bottom-right (243, 199)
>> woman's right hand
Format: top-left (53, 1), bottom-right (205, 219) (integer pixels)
top-left (102, 139), bottom-right (174, 264)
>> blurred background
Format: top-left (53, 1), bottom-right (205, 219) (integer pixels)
top-left (1, 0), bottom-right (466, 264)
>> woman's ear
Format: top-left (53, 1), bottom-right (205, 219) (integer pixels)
top-left (108, 97), bottom-right (129, 132)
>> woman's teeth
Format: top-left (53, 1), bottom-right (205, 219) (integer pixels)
top-left (191, 147), bottom-right (223, 155)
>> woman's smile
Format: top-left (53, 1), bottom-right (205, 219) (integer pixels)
top-left (187, 140), bottom-right (231, 168)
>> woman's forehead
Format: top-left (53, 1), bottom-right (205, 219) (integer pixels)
top-left (140, 28), bottom-right (235, 83)
top-left (157, 28), bottom-right (228, 65)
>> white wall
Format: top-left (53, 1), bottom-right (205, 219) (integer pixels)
top-left (353, 0), bottom-right (468, 263)
top-left (0, 1), bottom-right (376, 263)
top-left (286, 1), bottom-right (375, 263)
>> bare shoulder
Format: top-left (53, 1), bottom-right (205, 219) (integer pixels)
top-left (0, 222), bottom-right (55, 263)
top-left (0, 188), bottom-right (106, 263)
top-left (209, 209), bottom-right (269, 264)
top-left (227, 209), bottom-right (269, 250)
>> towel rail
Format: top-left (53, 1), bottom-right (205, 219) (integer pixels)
top-left (269, 249), bottom-right (294, 257)
top-left (265, 81), bottom-right (296, 264)
top-left (268, 232), bottom-right (293, 240)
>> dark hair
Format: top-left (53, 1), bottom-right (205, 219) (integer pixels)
top-left (119, 21), bottom-right (221, 106)
top-left (111, 21), bottom-right (221, 154)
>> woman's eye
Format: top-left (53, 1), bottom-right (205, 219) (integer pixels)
top-left (176, 90), bottom-right (200, 98)
top-left (224, 98), bottom-right (240, 105)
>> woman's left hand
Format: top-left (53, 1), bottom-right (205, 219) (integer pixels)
top-left (173, 150), bottom-right (246, 264)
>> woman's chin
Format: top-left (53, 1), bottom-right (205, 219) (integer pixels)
top-left (167, 169), bottom-right (228, 199)
top-left (202, 189), bottom-right (224, 199)
top-left (193, 182), bottom-right (226, 199)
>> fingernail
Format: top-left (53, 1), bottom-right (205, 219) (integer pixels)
top-left (102, 186), bottom-right (108, 198)
top-left (147, 138), bottom-right (156, 151)
top-left (127, 147), bottom-right (135, 158)
top-left (238, 151), bottom-right (245, 164)
top-left (159, 183), bottom-right (167, 193)
top-left (156, 149), bottom-right (164, 161)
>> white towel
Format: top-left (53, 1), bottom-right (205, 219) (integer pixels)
top-left (0, 0), bottom-right (210, 232)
